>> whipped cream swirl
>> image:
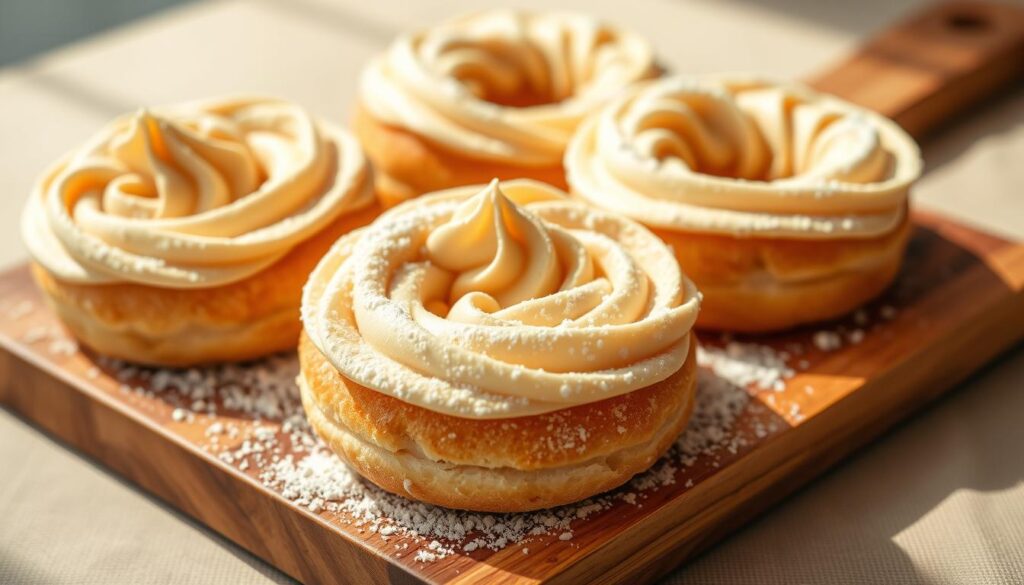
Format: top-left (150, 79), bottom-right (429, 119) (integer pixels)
top-left (23, 97), bottom-right (374, 288)
top-left (302, 179), bottom-right (700, 419)
top-left (566, 75), bottom-right (922, 238)
top-left (359, 10), bottom-right (657, 166)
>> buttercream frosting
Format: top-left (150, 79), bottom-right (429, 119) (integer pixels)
top-left (359, 10), bottom-right (657, 167)
top-left (23, 97), bottom-right (374, 288)
top-left (566, 75), bottom-right (922, 239)
top-left (301, 179), bottom-right (700, 419)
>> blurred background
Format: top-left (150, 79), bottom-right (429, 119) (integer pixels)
top-left (0, 0), bottom-right (194, 66)
top-left (1, 0), bottom-right (938, 67)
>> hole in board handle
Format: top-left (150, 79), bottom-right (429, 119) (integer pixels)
top-left (945, 10), bottom-right (990, 33)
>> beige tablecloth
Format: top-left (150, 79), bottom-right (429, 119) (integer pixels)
top-left (1, 1), bottom-right (1022, 583)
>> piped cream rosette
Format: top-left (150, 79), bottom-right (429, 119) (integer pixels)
top-left (23, 96), bottom-right (374, 289)
top-left (359, 10), bottom-right (657, 167)
top-left (301, 179), bottom-right (701, 419)
top-left (566, 74), bottom-right (922, 239)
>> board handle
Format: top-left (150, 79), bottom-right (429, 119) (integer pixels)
top-left (807, 0), bottom-right (1024, 139)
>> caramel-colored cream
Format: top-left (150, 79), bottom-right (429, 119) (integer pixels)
top-left (23, 97), bottom-right (374, 288)
top-left (359, 10), bottom-right (657, 167)
top-left (302, 179), bottom-right (700, 419)
top-left (566, 75), bottom-right (922, 239)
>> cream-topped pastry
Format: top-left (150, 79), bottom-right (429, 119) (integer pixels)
top-left (567, 75), bottom-right (921, 238)
top-left (299, 179), bottom-right (700, 511)
top-left (25, 97), bottom-right (373, 288)
top-left (353, 10), bottom-right (658, 205)
top-left (566, 75), bottom-right (922, 332)
top-left (23, 96), bottom-right (380, 365)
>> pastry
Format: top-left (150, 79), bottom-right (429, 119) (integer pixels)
top-left (23, 97), bottom-right (378, 366)
top-left (354, 9), bottom-right (658, 207)
top-left (566, 75), bottom-right (922, 332)
top-left (300, 179), bottom-right (701, 512)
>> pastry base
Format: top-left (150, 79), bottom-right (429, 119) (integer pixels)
top-left (656, 216), bottom-right (912, 332)
top-left (31, 204), bottom-right (381, 367)
top-left (299, 332), bottom-right (698, 512)
top-left (352, 103), bottom-right (567, 207)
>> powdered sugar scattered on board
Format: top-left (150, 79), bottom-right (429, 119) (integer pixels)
top-left (4, 299), bottom-right (35, 320)
top-left (812, 331), bottom-right (843, 352)
top-left (69, 304), bottom-right (902, 564)
top-left (90, 347), bottom-right (766, 562)
top-left (697, 342), bottom-right (794, 391)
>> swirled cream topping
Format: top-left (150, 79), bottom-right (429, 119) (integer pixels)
top-left (359, 10), bottom-right (657, 167)
top-left (23, 97), bottom-right (374, 288)
top-left (302, 179), bottom-right (700, 419)
top-left (566, 75), bottom-right (923, 239)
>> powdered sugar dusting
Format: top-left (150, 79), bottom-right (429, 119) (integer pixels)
top-left (87, 345), bottom-right (768, 563)
top-left (697, 341), bottom-right (794, 391)
top-left (15, 300), bottom-right (906, 565)
top-left (54, 305), bottom-right (905, 565)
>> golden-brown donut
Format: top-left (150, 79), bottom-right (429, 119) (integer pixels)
top-left (299, 332), bottom-right (696, 512)
top-left (566, 75), bottom-right (922, 332)
top-left (22, 97), bottom-right (379, 365)
top-left (653, 213), bottom-right (912, 332)
top-left (354, 9), bottom-right (658, 207)
top-left (299, 179), bottom-right (701, 511)
top-left (30, 205), bottom-right (379, 366)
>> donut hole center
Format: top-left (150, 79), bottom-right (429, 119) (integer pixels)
top-left (440, 40), bottom-right (568, 108)
top-left (635, 94), bottom-right (886, 183)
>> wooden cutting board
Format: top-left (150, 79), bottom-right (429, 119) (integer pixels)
top-left (2, 2), bottom-right (1023, 584)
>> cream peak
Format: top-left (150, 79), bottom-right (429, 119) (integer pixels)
top-left (425, 179), bottom-right (560, 308)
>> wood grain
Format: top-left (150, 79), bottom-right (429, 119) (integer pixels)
top-left (808, 0), bottom-right (1024, 138)
top-left (2, 1), bottom-right (1024, 584)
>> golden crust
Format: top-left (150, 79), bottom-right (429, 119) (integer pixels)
top-left (655, 216), bottom-right (911, 332)
top-left (32, 204), bottom-right (381, 366)
top-left (352, 103), bottom-right (567, 207)
top-left (299, 332), bottom-right (698, 512)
